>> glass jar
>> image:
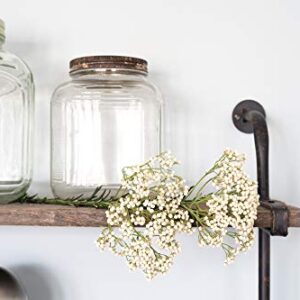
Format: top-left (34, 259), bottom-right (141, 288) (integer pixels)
top-left (0, 19), bottom-right (34, 203)
top-left (51, 56), bottom-right (163, 198)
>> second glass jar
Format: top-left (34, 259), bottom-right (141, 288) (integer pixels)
top-left (51, 56), bottom-right (163, 198)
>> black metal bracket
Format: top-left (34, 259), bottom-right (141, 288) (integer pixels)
top-left (232, 100), bottom-right (290, 300)
top-left (260, 200), bottom-right (289, 236)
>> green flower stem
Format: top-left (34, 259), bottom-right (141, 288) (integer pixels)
top-left (181, 203), bottom-right (206, 226)
top-left (185, 155), bottom-right (224, 198)
top-left (186, 173), bottom-right (210, 198)
top-left (194, 176), bottom-right (215, 198)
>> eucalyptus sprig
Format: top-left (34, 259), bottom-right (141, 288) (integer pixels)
top-left (15, 186), bottom-right (115, 209)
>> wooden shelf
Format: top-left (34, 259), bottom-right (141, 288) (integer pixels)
top-left (0, 203), bottom-right (299, 227)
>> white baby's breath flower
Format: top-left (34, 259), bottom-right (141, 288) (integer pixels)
top-left (96, 152), bottom-right (194, 278)
top-left (195, 149), bottom-right (259, 264)
top-left (96, 149), bottom-right (259, 278)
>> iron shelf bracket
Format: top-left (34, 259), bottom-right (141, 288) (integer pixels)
top-left (232, 100), bottom-right (289, 300)
top-left (260, 200), bottom-right (289, 236)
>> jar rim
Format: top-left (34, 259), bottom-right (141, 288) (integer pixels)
top-left (69, 56), bottom-right (148, 75)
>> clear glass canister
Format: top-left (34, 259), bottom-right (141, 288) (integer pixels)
top-left (0, 19), bottom-right (34, 203)
top-left (51, 56), bottom-right (163, 198)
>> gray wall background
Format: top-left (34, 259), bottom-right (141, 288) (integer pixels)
top-left (1, 0), bottom-right (300, 299)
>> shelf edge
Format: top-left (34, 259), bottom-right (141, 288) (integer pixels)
top-left (0, 204), bottom-right (299, 228)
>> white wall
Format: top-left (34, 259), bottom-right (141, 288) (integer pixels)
top-left (1, 0), bottom-right (300, 299)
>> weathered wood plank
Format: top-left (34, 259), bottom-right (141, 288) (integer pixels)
top-left (0, 204), bottom-right (299, 228)
top-left (0, 204), bottom-right (106, 227)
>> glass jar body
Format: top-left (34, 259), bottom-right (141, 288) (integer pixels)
top-left (51, 71), bottom-right (162, 199)
top-left (0, 47), bottom-right (34, 203)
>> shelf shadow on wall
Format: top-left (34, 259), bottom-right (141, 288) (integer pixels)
top-left (10, 264), bottom-right (64, 300)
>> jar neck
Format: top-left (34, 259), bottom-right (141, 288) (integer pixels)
top-left (69, 68), bottom-right (147, 80)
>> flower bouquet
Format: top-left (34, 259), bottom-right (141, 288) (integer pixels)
top-left (96, 149), bottom-right (259, 279)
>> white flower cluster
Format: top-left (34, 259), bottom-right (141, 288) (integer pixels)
top-left (198, 149), bottom-right (260, 264)
top-left (96, 152), bottom-right (194, 279)
top-left (96, 149), bottom-right (260, 278)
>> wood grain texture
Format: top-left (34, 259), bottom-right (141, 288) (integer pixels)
top-left (0, 204), bottom-right (106, 227)
top-left (0, 204), bottom-right (299, 227)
